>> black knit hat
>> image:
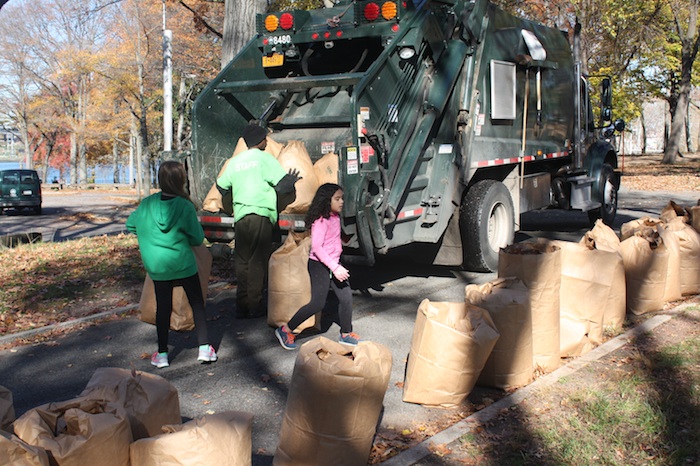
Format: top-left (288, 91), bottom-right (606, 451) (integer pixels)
top-left (242, 124), bottom-right (267, 148)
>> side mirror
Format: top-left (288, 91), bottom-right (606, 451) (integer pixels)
top-left (601, 77), bottom-right (612, 108)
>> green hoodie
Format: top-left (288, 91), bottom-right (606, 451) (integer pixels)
top-left (126, 193), bottom-right (204, 281)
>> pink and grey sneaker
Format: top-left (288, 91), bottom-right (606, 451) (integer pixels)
top-left (338, 332), bottom-right (362, 346)
top-left (151, 351), bottom-right (169, 368)
top-left (197, 345), bottom-right (217, 363)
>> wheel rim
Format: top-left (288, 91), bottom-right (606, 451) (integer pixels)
top-left (487, 201), bottom-right (510, 252)
top-left (603, 177), bottom-right (616, 214)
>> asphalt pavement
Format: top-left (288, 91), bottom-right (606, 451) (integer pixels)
top-left (1, 187), bottom-right (698, 464)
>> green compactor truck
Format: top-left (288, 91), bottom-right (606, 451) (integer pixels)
top-left (188, 0), bottom-right (625, 272)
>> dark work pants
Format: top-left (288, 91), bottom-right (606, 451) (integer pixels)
top-left (234, 213), bottom-right (273, 315)
top-left (153, 273), bottom-right (209, 353)
top-left (288, 259), bottom-right (353, 334)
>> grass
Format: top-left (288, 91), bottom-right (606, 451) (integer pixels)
top-left (454, 321), bottom-right (700, 465)
top-left (0, 234), bottom-right (145, 334)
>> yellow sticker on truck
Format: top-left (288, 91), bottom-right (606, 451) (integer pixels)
top-left (262, 53), bottom-right (284, 67)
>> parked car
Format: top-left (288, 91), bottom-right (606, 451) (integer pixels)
top-left (0, 169), bottom-right (42, 215)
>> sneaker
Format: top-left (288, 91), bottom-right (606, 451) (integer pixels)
top-left (197, 345), bottom-right (217, 363)
top-left (151, 352), bottom-right (169, 368)
top-left (339, 332), bottom-right (361, 346)
top-left (275, 327), bottom-right (297, 350)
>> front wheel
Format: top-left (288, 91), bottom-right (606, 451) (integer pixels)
top-left (460, 180), bottom-right (515, 272)
top-left (587, 163), bottom-right (617, 226)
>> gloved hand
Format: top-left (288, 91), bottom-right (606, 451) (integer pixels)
top-left (286, 168), bottom-right (302, 183)
top-left (275, 168), bottom-right (302, 195)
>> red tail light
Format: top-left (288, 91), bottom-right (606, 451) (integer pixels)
top-left (364, 2), bottom-right (380, 21)
top-left (279, 12), bottom-right (294, 30)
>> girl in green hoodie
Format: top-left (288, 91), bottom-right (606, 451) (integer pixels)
top-left (126, 161), bottom-right (217, 368)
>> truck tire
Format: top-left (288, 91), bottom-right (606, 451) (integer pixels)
top-left (460, 180), bottom-right (514, 272)
top-left (587, 163), bottom-right (617, 226)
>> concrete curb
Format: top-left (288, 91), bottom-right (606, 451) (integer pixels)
top-left (381, 302), bottom-right (696, 465)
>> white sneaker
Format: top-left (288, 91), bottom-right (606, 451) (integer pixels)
top-left (151, 352), bottom-right (169, 368)
top-left (198, 345), bottom-right (217, 363)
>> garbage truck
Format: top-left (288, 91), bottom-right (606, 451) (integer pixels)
top-left (186, 0), bottom-right (625, 272)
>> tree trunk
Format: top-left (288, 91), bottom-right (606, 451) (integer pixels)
top-left (686, 99), bottom-right (695, 153)
top-left (112, 137), bottom-right (120, 183)
top-left (69, 132), bottom-right (77, 185)
top-left (221, 0), bottom-right (266, 69)
top-left (640, 110), bottom-right (647, 154)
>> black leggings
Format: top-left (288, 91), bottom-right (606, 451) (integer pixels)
top-left (153, 273), bottom-right (209, 353)
top-left (288, 259), bottom-right (353, 334)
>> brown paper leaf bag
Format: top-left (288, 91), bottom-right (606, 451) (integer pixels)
top-left (0, 431), bottom-right (50, 466)
top-left (274, 337), bottom-right (392, 466)
top-left (267, 232), bottom-right (320, 333)
top-left (659, 217), bottom-right (700, 296)
top-left (580, 220), bottom-right (626, 330)
top-left (498, 239), bottom-right (561, 372)
top-left (313, 152), bottom-right (339, 185)
top-left (277, 140), bottom-right (320, 214)
top-left (130, 411), bottom-right (253, 466)
top-left (403, 300), bottom-right (499, 406)
top-left (140, 244), bottom-right (213, 331)
top-left (620, 234), bottom-right (668, 315)
top-left (466, 278), bottom-right (533, 389)
top-left (79, 367), bottom-right (181, 440)
top-left (14, 398), bottom-right (132, 466)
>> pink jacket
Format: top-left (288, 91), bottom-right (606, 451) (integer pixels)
top-left (309, 213), bottom-right (342, 271)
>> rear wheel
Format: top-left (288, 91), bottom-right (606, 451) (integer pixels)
top-left (460, 180), bottom-right (515, 272)
top-left (587, 163), bottom-right (617, 226)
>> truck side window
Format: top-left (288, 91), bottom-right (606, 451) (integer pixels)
top-left (490, 60), bottom-right (516, 120)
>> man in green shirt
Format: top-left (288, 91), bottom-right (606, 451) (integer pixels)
top-left (216, 124), bottom-right (299, 318)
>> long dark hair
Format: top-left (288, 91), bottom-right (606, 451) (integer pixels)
top-left (158, 160), bottom-right (192, 203)
top-left (305, 183), bottom-right (342, 228)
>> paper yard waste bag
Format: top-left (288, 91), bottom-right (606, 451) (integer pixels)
top-left (657, 221), bottom-right (683, 303)
top-left (691, 204), bottom-right (700, 235)
top-left (0, 431), bottom-right (50, 466)
top-left (498, 239), bottom-right (562, 372)
top-left (620, 234), bottom-right (668, 315)
top-left (559, 311), bottom-right (596, 357)
top-left (313, 152), bottom-right (339, 185)
top-left (403, 300), bottom-right (499, 406)
top-left (0, 385), bottom-right (14, 433)
top-left (554, 240), bottom-right (615, 345)
top-left (659, 200), bottom-right (689, 224)
top-left (659, 217), bottom-right (700, 296)
top-left (130, 411), bottom-right (253, 466)
top-left (620, 216), bottom-right (663, 241)
top-left (267, 231), bottom-right (320, 333)
top-left (465, 278), bottom-right (532, 389)
top-left (274, 337), bottom-right (392, 466)
top-left (277, 140), bottom-right (320, 214)
top-left (13, 398), bottom-right (132, 466)
top-left (140, 244), bottom-right (213, 331)
top-left (79, 367), bottom-right (180, 440)
top-left (580, 220), bottom-right (626, 330)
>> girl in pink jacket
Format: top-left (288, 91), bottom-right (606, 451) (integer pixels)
top-left (275, 183), bottom-right (360, 350)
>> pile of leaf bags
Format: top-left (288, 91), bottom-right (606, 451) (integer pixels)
top-left (402, 300), bottom-right (500, 407)
top-left (267, 231), bottom-right (321, 334)
top-left (201, 135), bottom-right (338, 217)
top-left (274, 337), bottom-right (392, 466)
top-left (498, 239), bottom-right (562, 372)
top-left (659, 218), bottom-right (700, 296)
top-left (0, 432), bottom-right (50, 466)
top-left (465, 278), bottom-right (533, 390)
top-left (139, 244), bottom-right (213, 332)
top-left (130, 411), bottom-right (253, 466)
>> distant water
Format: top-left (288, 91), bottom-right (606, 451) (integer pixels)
top-left (0, 162), bottom-right (130, 184)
